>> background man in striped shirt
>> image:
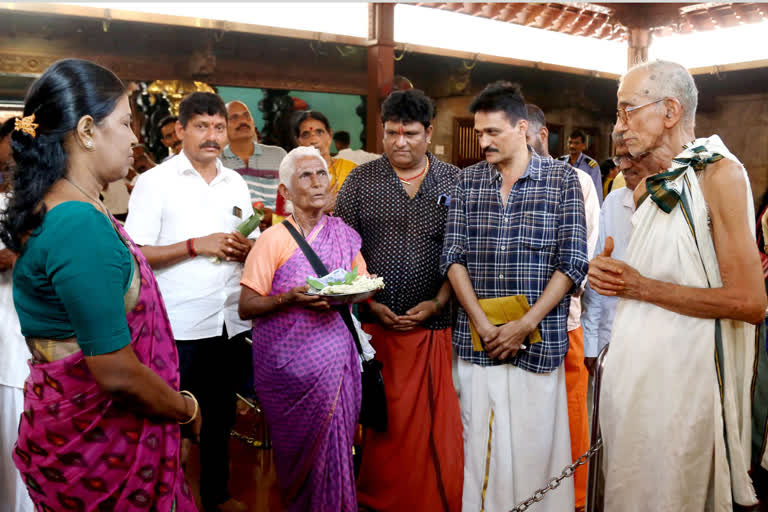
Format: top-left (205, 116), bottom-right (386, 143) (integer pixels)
top-left (221, 100), bottom-right (286, 226)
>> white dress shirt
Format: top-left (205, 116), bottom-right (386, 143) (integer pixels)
top-left (125, 151), bottom-right (257, 340)
top-left (0, 193), bottom-right (29, 389)
top-left (567, 168), bottom-right (600, 332)
top-left (581, 187), bottom-right (636, 357)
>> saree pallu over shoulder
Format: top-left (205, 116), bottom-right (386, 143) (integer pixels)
top-left (13, 218), bottom-right (197, 512)
top-left (251, 215), bottom-right (362, 511)
top-left (600, 135), bottom-right (759, 511)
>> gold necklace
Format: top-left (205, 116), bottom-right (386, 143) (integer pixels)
top-left (64, 176), bottom-right (109, 214)
top-left (398, 159), bottom-right (430, 186)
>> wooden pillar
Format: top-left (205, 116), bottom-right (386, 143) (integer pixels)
top-left (627, 27), bottom-right (651, 69)
top-left (366, 3), bottom-right (395, 153)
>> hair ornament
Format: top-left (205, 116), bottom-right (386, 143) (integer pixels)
top-left (14, 114), bottom-right (38, 138)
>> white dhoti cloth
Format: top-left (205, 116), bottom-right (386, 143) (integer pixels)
top-left (600, 135), bottom-right (758, 511)
top-left (0, 384), bottom-right (32, 512)
top-left (457, 358), bottom-right (574, 512)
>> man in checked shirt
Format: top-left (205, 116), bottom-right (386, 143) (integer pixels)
top-left (440, 81), bottom-right (589, 512)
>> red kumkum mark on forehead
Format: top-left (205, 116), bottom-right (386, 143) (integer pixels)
top-left (399, 125), bottom-right (404, 136)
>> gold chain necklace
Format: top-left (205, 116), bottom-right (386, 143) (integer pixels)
top-left (398, 159), bottom-right (430, 186)
top-left (64, 176), bottom-right (109, 215)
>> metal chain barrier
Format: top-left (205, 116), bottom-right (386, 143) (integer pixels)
top-left (509, 438), bottom-right (603, 512)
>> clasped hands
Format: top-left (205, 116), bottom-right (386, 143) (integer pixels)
top-left (370, 299), bottom-right (440, 331)
top-left (587, 236), bottom-right (645, 299)
top-left (476, 316), bottom-right (535, 361)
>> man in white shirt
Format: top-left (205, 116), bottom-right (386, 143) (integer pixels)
top-left (581, 131), bottom-right (656, 371)
top-left (333, 128), bottom-right (380, 165)
top-left (125, 92), bottom-right (254, 512)
top-left (0, 121), bottom-right (34, 512)
top-left (526, 104), bottom-right (599, 509)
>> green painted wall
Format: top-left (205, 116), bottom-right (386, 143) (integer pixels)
top-left (217, 86), bottom-right (365, 151)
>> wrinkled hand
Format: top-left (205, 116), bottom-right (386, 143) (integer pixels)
top-left (484, 318), bottom-right (533, 360)
top-left (588, 237), bottom-right (645, 299)
top-left (0, 248), bottom-right (16, 272)
top-left (284, 285), bottom-right (330, 311)
top-left (396, 300), bottom-right (439, 329)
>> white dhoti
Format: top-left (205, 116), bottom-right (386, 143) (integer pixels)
top-left (600, 136), bottom-right (758, 511)
top-left (457, 358), bottom-right (574, 512)
top-left (0, 384), bottom-right (32, 512)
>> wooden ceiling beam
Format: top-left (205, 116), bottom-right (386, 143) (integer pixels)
top-left (492, 3), bottom-right (526, 22)
top-left (575, 12), bottom-right (603, 37)
top-left (459, 2), bottom-right (482, 16)
top-left (524, 4), bottom-right (550, 28)
top-left (536, 4), bottom-right (563, 32)
top-left (480, 3), bottom-right (504, 20)
top-left (566, 8), bottom-right (591, 35)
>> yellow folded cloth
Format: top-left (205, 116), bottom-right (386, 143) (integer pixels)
top-left (469, 295), bottom-right (543, 351)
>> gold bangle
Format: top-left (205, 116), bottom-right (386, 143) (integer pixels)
top-left (179, 390), bottom-right (199, 425)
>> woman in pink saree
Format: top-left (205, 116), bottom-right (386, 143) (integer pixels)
top-left (239, 146), bottom-right (364, 511)
top-left (1, 59), bottom-right (199, 511)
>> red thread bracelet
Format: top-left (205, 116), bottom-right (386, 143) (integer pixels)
top-left (186, 238), bottom-right (197, 258)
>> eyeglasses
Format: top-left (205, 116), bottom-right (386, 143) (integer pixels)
top-left (612, 151), bottom-right (651, 167)
top-left (616, 98), bottom-right (665, 124)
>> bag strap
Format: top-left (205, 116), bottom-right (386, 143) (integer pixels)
top-left (282, 219), bottom-right (365, 356)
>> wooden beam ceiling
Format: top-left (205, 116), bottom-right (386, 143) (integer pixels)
top-left (416, 2), bottom-right (768, 41)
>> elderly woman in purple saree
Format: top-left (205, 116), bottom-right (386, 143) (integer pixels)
top-left (240, 146), bottom-right (364, 511)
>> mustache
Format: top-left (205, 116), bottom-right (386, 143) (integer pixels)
top-left (237, 123), bottom-right (251, 130)
top-left (483, 147), bottom-right (499, 154)
top-left (199, 141), bottom-right (221, 150)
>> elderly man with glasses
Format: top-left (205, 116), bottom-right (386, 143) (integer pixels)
top-left (589, 60), bottom-right (768, 511)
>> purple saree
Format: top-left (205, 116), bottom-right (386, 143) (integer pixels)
top-left (251, 215), bottom-right (362, 511)
top-left (13, 219), bottom-right (197, 511)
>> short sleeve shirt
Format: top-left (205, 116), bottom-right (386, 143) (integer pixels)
top-left (221, 142), bottom-right (286, 210)
top-left (13, 202), bottom-right (133, 356)
top-left (335, 153), bottom-right (459, 330)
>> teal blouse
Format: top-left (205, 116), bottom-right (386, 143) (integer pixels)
top-left (13, 201), bottom-right (134, 356)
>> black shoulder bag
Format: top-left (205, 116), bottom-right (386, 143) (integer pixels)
top-left (283, 220), bottom-right (388, 432)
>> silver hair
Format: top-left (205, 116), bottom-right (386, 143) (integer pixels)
top-left (624, 60), bottom-right (698, 127)
top-left (278, 146), bottom-right (328, 213)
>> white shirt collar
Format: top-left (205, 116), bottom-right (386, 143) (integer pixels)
top-left (174, 150), bottom-right (229, 184)
top-left (622, 187), bottom-right (636, 211)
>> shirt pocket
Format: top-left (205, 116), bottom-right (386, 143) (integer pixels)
top-left (414, 200), bottom-right (449, 243)
top-left (517, 211), bottom-right (557, 249)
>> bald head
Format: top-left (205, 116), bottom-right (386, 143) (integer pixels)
top-left (621, 60), bottom-right (698, 128)
top-left (226, 100), bottom-right (255, 143)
